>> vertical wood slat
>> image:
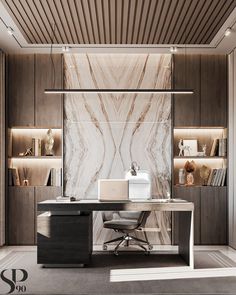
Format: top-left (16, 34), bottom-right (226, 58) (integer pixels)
top-left (55, 0), bottom-right (75, 44)
top-left (147, 0), bottom-right (164, 44)
top-left (4, 0), bottom-right (35, 43)
top-left (184, 0), bottom-right (211, 44)
top-left (153, 0), bottom-right (173, 44)
top-left (95, 0), bottom-right (106, 44)
top-left (121, 0), bottom-right (129, 44)
top-left (137, 0), bottom-right (151, 44)
top-left (2, 0), bottom-right (236, 45)
top-left (174, 0), bottom-right (199, 44)
top-left (203, 0), bottom-right (236, 44)
top-left (190, 0), bottom-right (221, 44)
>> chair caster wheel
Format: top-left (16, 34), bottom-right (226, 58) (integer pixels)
top-left (114, 251), bottom-right (119, 256)
top-left (145, 251), bottom-right (150, 256)
top-left (148, 245), bottom-right (153, 250)
top-left (103, 244), bottom-right (108, 250)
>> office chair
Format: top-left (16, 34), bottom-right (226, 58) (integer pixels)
top-left (102, 211), bottom-right (153, 255)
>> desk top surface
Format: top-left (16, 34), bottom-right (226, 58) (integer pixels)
top-left (38, 199), bottom-right (194, 211)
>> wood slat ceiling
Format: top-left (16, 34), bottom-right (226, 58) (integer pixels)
top-left (2, 0), bottom-right (236, 45)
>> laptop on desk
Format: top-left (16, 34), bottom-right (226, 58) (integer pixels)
top-left (98, 179), bottom-right (129, 202)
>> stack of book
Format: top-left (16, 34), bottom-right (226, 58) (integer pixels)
top-left (45, 168), bottom-right (62, 186)
top-left (32, 138), bottom-right (42, 156)
top-left (8, 168), bottom-right (20, 186)
top-left (207, 168), bottom-right (227, 186)
top-left (210, 138), bottom-right (227, 156)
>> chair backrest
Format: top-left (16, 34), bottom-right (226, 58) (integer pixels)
top-left (102, 211), bottom-right (150, 229)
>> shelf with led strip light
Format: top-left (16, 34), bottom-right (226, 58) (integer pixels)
top-left (173, 127), bottom-right (227, 187)
top-left (8, 127), bottom-right (62, 187)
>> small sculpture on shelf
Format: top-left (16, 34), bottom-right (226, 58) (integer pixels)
top-left (45, 129), bottom-right (54, 156)
top-left (178, 139), bottom-right (190, 156)
top-left (184, 160), bottom-right (196, 185)
top-left (200, 165), bottom-right (210, 186)
top-left (22, 168), bottom-right (29, 186)
top-left (202, 144), bottom-right (207, 156)
top-left (178, 139), bottom-right (185, 156)
top-left (18, 148), bottom-right (33, 157)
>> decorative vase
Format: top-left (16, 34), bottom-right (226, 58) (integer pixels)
top-left (178, 168), bottom-right (185, 185)
top-left (186, 172), bottom-right (194, 185)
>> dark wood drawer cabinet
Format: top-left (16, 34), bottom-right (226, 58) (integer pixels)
top-left (173, 186), bottom-right (201, 244)
top-left (8, 55), bottom-right (35, 127)
top-left (173, 186), bottom-right (227, 245)
top-left (37, 213), bottom-right (93, 265)
top-left (8, 187), bottom-right (62, 245)
top-left (201, 186), bottom-right (227, 245)
top-left (8, 187), bottom-right (35, 245)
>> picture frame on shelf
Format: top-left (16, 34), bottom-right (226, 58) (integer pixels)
top-left (183, 139), bottom-right (198, 156)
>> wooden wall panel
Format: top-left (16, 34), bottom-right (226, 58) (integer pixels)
top-left (173, 186), bottom-right (201, 245)
top-left (35, 54), bottom-right (62, 127)
top-left (173, 55), bottom-right (201, 126)
top-left (8, 55), bottom-right (35, 127)
top-left (201, 55), bottom-right (227, 127)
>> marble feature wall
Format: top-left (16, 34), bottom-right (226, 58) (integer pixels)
top-left (64, 54), bottom-right (172, 245)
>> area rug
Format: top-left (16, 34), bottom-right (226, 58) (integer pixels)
top-left (0, 251), bottom-right (236, 294)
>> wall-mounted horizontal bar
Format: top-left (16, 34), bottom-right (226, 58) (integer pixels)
top-left (44, 89), bottom-right (194, 94)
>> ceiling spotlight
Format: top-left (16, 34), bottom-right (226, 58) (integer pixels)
top-left (170, 46), bottom-right (178, 53)
top-left (224, 28), bottom-right (232, 37)
top-left (62, 46), bottom-right (70, 52)
top-left (7, 27), bottom-right (14, 36)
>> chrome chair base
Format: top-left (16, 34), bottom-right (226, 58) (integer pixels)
top-left (103, 233), bottom-right (153, 255)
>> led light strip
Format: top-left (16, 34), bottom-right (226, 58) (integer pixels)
top-left (44, 89), bottom-right (194, 94)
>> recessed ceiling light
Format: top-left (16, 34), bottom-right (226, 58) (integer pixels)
top-left (170, 46), bottom-right (177, 53)
top-left (62, 46), bottom-right (70, 52)
top-left (7, 27), bottom-right (14, 36)
top-left (224, 28), bottom-right (232, 37)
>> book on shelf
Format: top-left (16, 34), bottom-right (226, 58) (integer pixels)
top-left (207, 168), bottom-right (227, 186)
top-left (219, 138), bottom-right (227, 157)
top-left (32, 138), bottom-right (42, 156)
top-left (45, 168), bottom-right (62, 186)
top-left (210, 138), bottom-right (227, 157)
top-left (210, 139), bottom-right (219, 156)
top-left (9, 168), bottom-right (20, 186)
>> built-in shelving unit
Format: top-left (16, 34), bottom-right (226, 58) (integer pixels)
top-left (173, 127), bottom-right (227, 187)
top-left (172, 127), bottom-right (227, 245)
top-left (8, 127), bottom-right (62, 187)
top-left (7, 54), bottom-right (63, 245)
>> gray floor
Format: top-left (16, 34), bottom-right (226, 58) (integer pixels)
top-left (0, 250), bottom-right (236, 294)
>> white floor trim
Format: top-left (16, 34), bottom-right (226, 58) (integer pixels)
top-left (110, 266), bottom-right (236, 282)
